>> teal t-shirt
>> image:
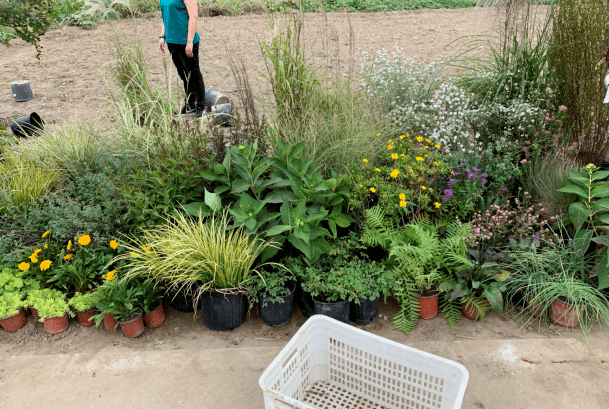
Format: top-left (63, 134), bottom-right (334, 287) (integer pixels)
top-left (160, 0), bottom-right (200, 45)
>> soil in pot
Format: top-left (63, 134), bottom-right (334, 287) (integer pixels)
top-left (414, 290), bottom-right (439, 320)
top-left (165, 283), bottom-right (196, 313)
top-left (199, 289), bottom-right (247, 331)
top-left (144, 303), bottom-right (166, 328)
top-left (43, 314), bottom-right (69, 335)
top-left (313, 297), bottom-right (350, 324)
top-left (296, 278), bottom-right (315, 318)
top-left (350, 297), bottom-right (379, 324)
top-left (0, 308), bottom-right (27, 333)
top-left (119, 310), bottom-right (145, 338)
top-left (103, 313), bottom-right (118, 331)
top-left (259, 282), bottom-right (295, 327)
top-left (76, 309), bottom-right (96, 327)
top-left (550, 298), bottom-right (584, 328)
top-left (462, 298), bottom-right (490, 320)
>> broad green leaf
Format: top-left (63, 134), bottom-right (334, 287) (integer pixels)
top-left (328, 219), bottom-right (337, 238)
top-left (332, 213), bottom-right (352, 228)
top-left (595, 198), bottom-right (609, 209)
top-left (592, 235), bottom-right (609, 246)
top-left (592, 184), bottom-right (609, 199)
top-left (595, 214), bottom-right (609, 225)
top-left (482, 290), bottom-right (503, 311)
top-left (231, 178), bottom-right (251, 194)
top-left (180, 202), bottom-right (211, 217)
top-left (204, 189), bottom-right (222, 212)
top-left (266, 225), bottom-right (292, 236)
top-left (568, 202), bottom-right (592, 230)
top-left (558, 184), bottom-right (588, 199)
top-left (245, 218), bottom-right (257, 232)
top-left (592, 171), bottom-right (609, 181)
top-left (572, 229), bottom-right (593, 257)
top-left (597, 249), bottom-right (609, 291)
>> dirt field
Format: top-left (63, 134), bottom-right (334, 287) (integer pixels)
top-left (0, 7), bottom-right (512, 129)
top-left (2, 7), bottom-right (609, 409)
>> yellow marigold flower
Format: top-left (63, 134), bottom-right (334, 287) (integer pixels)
top-left (434, 144), bottom-right (440, 148)
top-left (451, 170), bottom-right (454, 174)
top-left (401, 154), bottom-right (405, 157)
top-left (408, 168), bottom-right (413, 172)
top-left (424, 154), bottom-right (428, 157)
top-left (361, 166), bottom-right (365, 169)
top-left (28, 254), bottom-right (38, 264)
top-left (399, 201), bottom-right (407, 208)
top-left (390, 169), bottom-right (400, 179)
top-left (63, 253), bottom-right (74, 261)
top-left (408, 139), bottom-right (413, 142)
top-left (110, 240), bottom-right (119, 250)
top-left (78, 235), bottom-right (91, 246)
top-left (42, 230), bottom-right (50, 238)
top-left (391, 153), bottom-right (398, 160)
top-left (106, 270), bottom-right (117, 281)
top-left (362, 158), bottom-right (368, 163)
top-left (421, 186), bottom-right (427, 190)
top-left (415, 136), bottom-right (423, 142)
top-left (44, 244), bottom-right (48, 249)
top-left (399, 135), bottom-right (405, 140)
top-left (399, 193), bottom-right (406, 201)
top-left (375, 168), bottom-right (381, 172)
top-left (376, 133), bottom-right (381, 137)
top-left (359, 184), bottom-right (363, 187)
top-left (387, 144), bottom-right (394, 150)
top-left (435, 202), bottom-right (441, 208)
top-left (67, 240), bottom-right (72, 251)
top-left (424, 146), bottom-right (429, 149)
top-left (434, 161), bottom-right (438, 165)
top-left (388, 139), bottom-right (393, 143)
top-left (40, 260), bottom-right (52, 271)
top-left (415, 157), bottom-right (424, 161)
top-left (18, 262), bottom-right (30, 271)
top-left (425, 138), bottom-right (431, 143)
top-left (370, 187), bottom-right (376, 193)
top-left (418, 177), bottom-right (421, 182)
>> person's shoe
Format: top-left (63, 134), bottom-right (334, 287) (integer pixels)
top-left (173, 105), bottom-right (196, 117)
top-left (195, 107), bottom-right (207, 119)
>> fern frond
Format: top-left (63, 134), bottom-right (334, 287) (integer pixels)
top-left (392, 275), bottom-right (420, 336)
top-left (462, 297), bottom-right (492, 321)
top-left (360, 207), bottom-right (394, 249)
top-left (440, 298), bottom-right (462, 327)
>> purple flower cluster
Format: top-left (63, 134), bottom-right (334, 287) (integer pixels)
top-left (441, 166), bottom-right (488, 204)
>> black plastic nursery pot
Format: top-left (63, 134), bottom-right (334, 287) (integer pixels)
top-left (296, 278), bottom-right (316, 318)
top-left (259, 282), bottom-right (295, 327)
top-left (350, 297), bottom-right (379, 325)
top-left (313, 298), bottom-right (350, 324)
top-left (165, 283), bottom-right (196, 312)
top-left (199, 289), bottom-right (247, 331)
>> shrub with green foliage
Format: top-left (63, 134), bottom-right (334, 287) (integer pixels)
top-left (0, 0), bottom-right (58, 58)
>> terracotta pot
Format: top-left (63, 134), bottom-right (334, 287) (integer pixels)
top-left (43, 314), bottom-right (69, 335)
top-left (550, 298), bottom-right (583, 328)
top-left (75, 309), bottom-right (96, 327)
top-left (0, 308), bottom-right (27, 333)
top-left (462, 298), bottom-right (490, 320)
top-left (414, 292), bottom-right (439, 320)
top-left (103, 313), bottom-right (118, 331)
top-left (119, 310), bottom-right (144, 338)
top-left (30, 307), bottom-right (40, 321)
top-left (525, 294), bottom-right (545, 318)
top-left (144, 303), bottom-right (165, 328)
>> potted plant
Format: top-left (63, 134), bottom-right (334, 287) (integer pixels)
top-left (141, 277), bottom-right (165, 328)
top-left (440, 248), bottom-right (510, 321)
top-left (68, 292), bottom-right (96, 327)
top-left (283, 256), bottom-right (315, 317)
top-left (349, 260), bottom-right (393, 325)
top-left (26, 288), bottom-right (64, 323)
top-left (246, 264), bottom-right (295, 327)
top-left (31, 291), bottom-right (72, 335)
top-left (0, 292), bottom-right (27, 333)
top-left (91, 274), bottom-right (145, 338)
top-left (116, 211), bottom-right (278, 332)
top-left (506, 234), bottom-right (609, 329)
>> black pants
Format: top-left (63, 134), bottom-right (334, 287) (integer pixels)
top-left (167, 42), bottom-right (206, 110)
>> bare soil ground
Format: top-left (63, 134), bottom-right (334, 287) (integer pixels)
top-left (1, 7), bottom-right (608, 409)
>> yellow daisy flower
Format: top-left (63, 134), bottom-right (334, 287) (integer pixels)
top-left (41, 230), bottom-right (50, 238)
top-left (40, 260), bottom-right (52, 271)
top-left (106, 270), bottom-right (117, 281)
top-left (435, 202), bottom-right (441, 208)
top-left (399, 201), bottom-right (407, 208)
top-left (399, 193), bottom-right (406, 201)
top-left (78, 235), bottom-right (91, 246)
top-left (110, 240), bottom-right (119, 250)
top-left (390, 169), bottom-right (400, 178)
top-left (421, 186), bottom-right (427, 190)
top-left (362, 158), bottom-right (368, 163)
top-left (415, 157), bottom-right (424, 161)
top-left (67, 240), bottom-right (72, 251)
top-left (399, 135), bottom-right (405, 140)
top-left (18, 262), bottom-right (30, 271)
top-left (370, 187), bottom-right (376, 193)
top-left (391, 153), bottom-right (398, 160)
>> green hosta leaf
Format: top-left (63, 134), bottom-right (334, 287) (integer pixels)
top-left (266, 225), bottom-right (292, 236)
top-left (181, 202), bottom-right (212, 217)
top-left (592, 171), bottom-right (609, 181)
top-left (568, 202), bottom-right (592, 230)
top-left (592, 184), bottom-right (609, 199)
top-left (558, 184), bottom-right (589, 199)
top-left (482, 290), bottom-right (503, 311)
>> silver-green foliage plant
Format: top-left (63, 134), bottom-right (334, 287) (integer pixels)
top-left (0, 292), bottom-right (26, 320)
top-left (360, 207), bottom-right (471, 334)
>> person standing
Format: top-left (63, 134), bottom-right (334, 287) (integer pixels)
top-left (159, 0), bottom-right (206, 118)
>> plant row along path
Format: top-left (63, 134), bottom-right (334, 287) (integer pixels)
top-left (0, 8), bottom-right (499, 128)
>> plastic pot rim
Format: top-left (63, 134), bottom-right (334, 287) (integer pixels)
top-left (0, 308), bottom-right (23, 321)
top-left (313, 297), bottom-right (349, 305)
top-left (260, 281), bottom-right (296, 303)
top-left (42, 312), bottom-right (69, 320)
top-left (415, 291), bottom-right (440, 299)
top-left (117, 309), bottom-right (143, 325)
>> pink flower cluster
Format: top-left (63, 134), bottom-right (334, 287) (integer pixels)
top-left (460, 192), bottom-right (558, 247)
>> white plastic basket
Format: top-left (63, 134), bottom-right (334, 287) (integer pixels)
top-left (259, 315), bottom-right (469, 409)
